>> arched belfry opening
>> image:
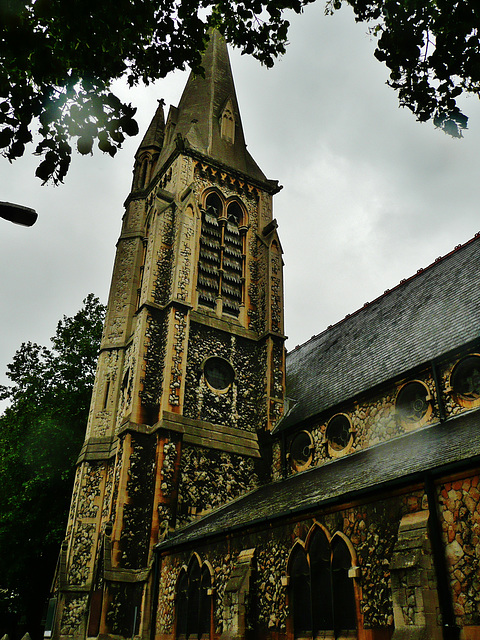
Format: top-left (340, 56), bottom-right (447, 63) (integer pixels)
top-left (197, 192), bottom-right (245, 317)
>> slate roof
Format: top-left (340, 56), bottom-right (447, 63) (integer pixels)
top-left (278, 234), bottom-right (480, 432)
top-left (157, 409), bottom-right (480, 552)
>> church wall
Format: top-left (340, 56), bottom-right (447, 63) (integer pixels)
top-left (183, 322), bottom-right (268, 432)
top-left (437, 473), bottom-right (480, 630)
top-left (140, 309), bottom-right (169, 418)
top-left (176, 444), bottom-right (259, 527)
top-left (285, 348), bottom-right (479, 477)
top-left (117, 432), bottom-right (157, 569)
top-left (153, 485), bottom-right (451, 640)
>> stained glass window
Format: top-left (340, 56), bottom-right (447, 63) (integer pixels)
top-left (288, 527), bottom-right (358, 639)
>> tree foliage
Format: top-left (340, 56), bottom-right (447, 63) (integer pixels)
top-left (1, 0), bottom-right (479, 184)
top-left (328, 0), bottom-right (479, 137)
top-left (0, 294), bottom-right (105, 639)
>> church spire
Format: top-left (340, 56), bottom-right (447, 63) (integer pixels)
top-left (157, 29), bottom-right (266, 182)
top-left (133, 99), bottom-right (165, 190)
top-left (136, 99), bottom-right (165, 155)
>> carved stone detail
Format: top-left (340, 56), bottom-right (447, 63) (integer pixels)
top-left (169, 310), bottom-right (187, 407)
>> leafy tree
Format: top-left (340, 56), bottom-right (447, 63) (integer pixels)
top-left (328, 0), bottom-right (478, 137)
top-left (1, 0), bottom-right (479, 184)
top-left (0, 294), bottom-right (105, 640)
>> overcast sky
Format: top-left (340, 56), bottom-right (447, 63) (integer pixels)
top-left (2, 4), bottom-right (480, 411)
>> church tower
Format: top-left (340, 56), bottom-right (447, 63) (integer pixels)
top-left (51, 31), bottom-right (285, 640)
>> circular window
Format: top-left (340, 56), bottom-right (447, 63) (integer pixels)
top-left (451, 355), bottom-right (480, 406)
top-left (396, 381), bottom-right (431, 425)
top-left (203, 357), bottom-right (235, 391)
top-left (289, 431), bottom-right (314, 471)
top-left (326, 414), bottom-right (352, 452)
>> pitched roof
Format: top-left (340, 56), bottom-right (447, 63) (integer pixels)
top-left (155, 30), bottom-right (267, 182)
top-left (278, 234), bottom-right (480, 432)
top-left (156, 409), bottom-right (480, 552)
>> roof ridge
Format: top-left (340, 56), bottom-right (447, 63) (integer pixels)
top-left (289, 231), bottom-right (480, 354)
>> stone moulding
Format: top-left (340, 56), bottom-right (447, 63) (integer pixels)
top-left (158, 410), bottom-right (261, 458)
top-left (76, 437), bottom-right (117, 463)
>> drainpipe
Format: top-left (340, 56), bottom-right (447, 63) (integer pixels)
top-left (424, 473), bottom-right (460, 640)
top-left (431, 360), bottom-right (446, 422)
top-left (281, 430), bottom-right (287, 479)
top-left (150, 551), bottom-right (161, 640)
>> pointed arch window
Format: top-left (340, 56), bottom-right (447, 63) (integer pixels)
top-left (175, 555), bottom-right (213, 640)
top-left (288, 526), bottom-right (359, 639)
top-left (220, 99), bottom-right (235, 143)
top-left (197, 193), bottom-right (245, 317)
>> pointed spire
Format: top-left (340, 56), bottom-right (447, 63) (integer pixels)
top-left (136, 99), bottom-right (165, 156)
top-left (157, 30), bottom-right (266, 182)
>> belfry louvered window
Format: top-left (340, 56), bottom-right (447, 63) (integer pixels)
top-left (289, 527), bottom-right (358, 639)
top-left (197, 193), bottom-right (244, 317)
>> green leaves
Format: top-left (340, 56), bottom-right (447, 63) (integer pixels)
top-left (1, 0), bottom-right (319, 183)
top-left (340, 0), bottom-right (480, 136)
top-left (1, 0), bottom-right (478, 182)
top-left (0, 295), bottom-right (106, 634)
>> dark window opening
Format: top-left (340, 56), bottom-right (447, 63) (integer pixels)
top-left (203, 357), bottom-right (235, 391)
top-left (289, 529), bottom-right (357, 640)
top-left (103, 380), bottom-right (111, 410)
top-left (289, 430), bottom-right (314, 470)
top-left (452, 355), bottom-right (480, 402)
top-left (396, 381), bottom-right (430, 423)
top-left (290, 546), bottom-right (312, 637)
top-left (176, 555), bottom-right (212, 640)
top-left (310, 528), bottom-right (333, 634)
top-left (331, 538), bottom-right (357, 635)
top-left (326, 414), bottom-right (351, 452)
top-left (197, 194), bottom-right (245, 317)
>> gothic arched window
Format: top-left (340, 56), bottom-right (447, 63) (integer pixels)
top-left (175, 555), bottom-right (212, 640)
top-left (290, 544), bottom-right (312, 637)
top-left (288, 525), bottom-right (359, 639)
top-left (331, 536), bottom-right (357, 636)
top-left (197, 193), bottom-right (245, 317)
top-left (198, 193), bottom-right (222, 309)
top-left (310, 527), bottom-right (333, 634)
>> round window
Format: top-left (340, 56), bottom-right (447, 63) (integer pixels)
top-left (326, 414), bottom-right (351, 452)
top-left (396, 381), bottom-right (430, 424)
top-left (203, 357), bottom-right (235, 391)
top-left (289, 431), bottom-right (313, 471)
top-left (451, 356), bottom-right (480, 404)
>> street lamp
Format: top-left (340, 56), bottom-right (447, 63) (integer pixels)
top-left (0, 201), bottom-right (38, 227)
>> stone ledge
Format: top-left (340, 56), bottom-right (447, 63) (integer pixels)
top-left (104, 567), bottom-right (150, 583)
top-left (76, 437), bottom-right (117, 463)
top-left (157, 411), bottom-right (261, 458)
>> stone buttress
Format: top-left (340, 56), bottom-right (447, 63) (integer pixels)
top-left (50, 30), bottom-right (285, 640)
